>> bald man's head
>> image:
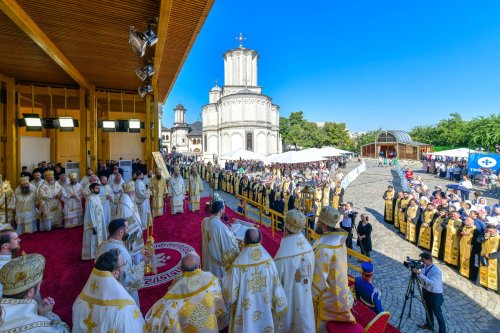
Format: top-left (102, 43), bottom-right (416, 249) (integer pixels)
top-left (180, 252), bottom-right (200, 272)
top-left (244, 228), bottom-right (262, 245)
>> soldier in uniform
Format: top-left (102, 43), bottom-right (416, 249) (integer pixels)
top-left (354, 262), bottom-right (384, 314)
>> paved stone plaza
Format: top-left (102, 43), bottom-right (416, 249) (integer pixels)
top-left (198, 159), bottom-right (499, 332)
top-left (343, 160), bottom-right (500, 333)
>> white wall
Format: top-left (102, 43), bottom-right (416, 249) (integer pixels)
top-left (21, 136), bottom-right (51, 171)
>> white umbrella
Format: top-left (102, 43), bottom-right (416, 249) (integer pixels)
top-left (219, 149), bottom-right (265, 161)
top-left (431, 148), bottom-right (474, 159)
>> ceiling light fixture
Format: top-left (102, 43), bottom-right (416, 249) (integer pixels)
top-left (135, 60), bottom-right (155, 81)
top-left (129, 19), bottom-right (158, 57)
top-left (138, 80), bottom-right (153, 97)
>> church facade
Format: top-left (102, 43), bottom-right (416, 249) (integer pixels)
top-left (161, 104), bottom-right (202, 155)
top-left (202, 39), bottom-right (282, 161)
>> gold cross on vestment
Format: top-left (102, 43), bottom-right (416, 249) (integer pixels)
top-left (83, 306), bottom-right (97, 331)
top-left (248, 271), bottom-right (267, 294)
top-left (90, 280), bottom-right (99, 294)
top-left (297, 240), bottom-right (305, 249)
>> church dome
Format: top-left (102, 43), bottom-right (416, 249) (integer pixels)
top-left (210, 84), bottom-right (221, 92)
top-left (174, 103), bottom-right (185, 110)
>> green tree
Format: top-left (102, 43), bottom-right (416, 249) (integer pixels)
top-left (466, 114), bottom-right (500, 150)
top-left (409, 125), bottom-right (441, 145)
top-left (320, 122), bottom-right (354, 148)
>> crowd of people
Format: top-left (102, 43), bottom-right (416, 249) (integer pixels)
top-left (383, 169), bottom-right (500, 295)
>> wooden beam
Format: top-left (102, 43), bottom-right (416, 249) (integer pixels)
top-left (79, 87), bottom-right (87, 177)
top-left (4, 77), bottom-right (20, 185)
top-left (152, 0), bottom-right (174, 93)
top-left (145, 95), bottom-right (152, 169)
top-left (158, 0), bottom-right (215, 103)
top-left (95, 91), bottom-right (145, 102)
top-left (0, 0), bottom-right (90, 89)
top-left (16, 85), bottom-right (80, 97)
top-left (88, 85), bottom-right (97, 172)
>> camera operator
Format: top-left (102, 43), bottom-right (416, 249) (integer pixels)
top-left (340, 202), bottom-right (356, 249)
top-left (412, 251), bottom-right (446, 333)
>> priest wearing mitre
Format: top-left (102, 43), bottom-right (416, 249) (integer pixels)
top-left (14, 176), bottom-right (38, 234)
top-left (117, 181), bottom-right (144, 257)
top-left (145, 252), bottom-right (225, 332)
top-left (82, 183), bottom-right (105, 260)
top-left (222, 228), bottom-right (288, 333)
top-left (312, 206), bottom-right (355, 331)
top-left (61, 172), bottom-right (83, 228)
top-left (72, 248), bottom-right (145, 332)
top-left (201, 201), bottom-right (239, 279)
top-left (38, 170), bottom-right (63, 231)
top-left (168, 166), bottom-right (185, 215)
top-left (274, 210), bottom-right (315, 333)
top-left (151, 167), bottom-right (168, 217)
top-left (188, 164), bottom-right (204, 212)
top-left (135, 171), bottom-right (151, 230)
top-left (0, 253), bottom-right (70, 332)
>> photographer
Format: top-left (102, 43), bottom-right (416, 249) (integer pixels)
top-left (412, 251), bottom-right (446, 333)
top-left (340, 202), bottom-right (356, 249)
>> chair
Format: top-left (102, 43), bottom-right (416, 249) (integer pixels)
top-left (326, 311), bottom-right (392, 333)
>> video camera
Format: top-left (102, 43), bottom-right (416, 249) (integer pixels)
top-left (403, 256), bottom-right (424, 270)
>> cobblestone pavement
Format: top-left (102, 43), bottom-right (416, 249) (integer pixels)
top-left (344, 160), bottom-right (500, 333)
top-left (196, 160), bottom-right (499, 332)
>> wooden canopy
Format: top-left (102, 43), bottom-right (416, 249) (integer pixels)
top-left (0, 0), bottom-right (214, 102)
top-left (0, 0), bottom-right (214, 183)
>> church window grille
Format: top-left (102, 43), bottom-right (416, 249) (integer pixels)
top-left (246, 132), bottom-right (253, 151)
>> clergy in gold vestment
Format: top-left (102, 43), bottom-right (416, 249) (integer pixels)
top-left (61, 172), bottom-right (83, 228)
top-left (382, 186), bottom-right (395, 223)
top-left (405, 199), bottom-right (419, 243)
top-left (82, 184), bottom-right (105, 260)
top-left (201, 201), bottom-right (239, 279)
top-left (393, 192), bottom-right (403, 228)
top-left (274, 210), bottom-right (315, 333)
top-left (14, 177), bottom-right (38, 234)
top-left (0, 175), bottom-right (15, 226)
top-left (223, 228), bottom-right (288, 333)
top-left (431, 209), bottom-right (447, 259)
top-left (398, 192), bottom-right (411, 234)
top-left (418, 203), bottom-right (436, 250)
top-left (312, 207), bottom-right (355, 331)
top-left (478, 225), bottom-right (500, 293)
top-left (168, 167), bottom-right (185, 215)
top-left (72, 249), bottom-right (145, 332)
top-left (37, 171), bottom-right (63, 231)
top-left (188, 167), bottom-right (204, 212)
top-left (145, 252), bottom-right (226, 333)
top-left (151, 167), bottom-right (168, 217)
top-left (0, 253), bottom-right (70, 332)
top-left (443, 211), bottom-right (463, 266)
top-left (459, 216), bottom-right (477, 279)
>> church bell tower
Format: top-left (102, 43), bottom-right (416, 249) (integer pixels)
top-left (173, 104), bottom-right (186, 126)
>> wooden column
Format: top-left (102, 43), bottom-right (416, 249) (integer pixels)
top-left (4, 77), bottom-right (20, 185)
top-left (145, 95), bottom-right (152, 168)
top-left (79, 87), bottom-right (87, 177)
top-left (88, 85), bottom-right (97, 172)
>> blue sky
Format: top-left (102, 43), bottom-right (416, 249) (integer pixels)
top-left (162, 0), bottom-right (500, 132)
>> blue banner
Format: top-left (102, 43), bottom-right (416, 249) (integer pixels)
top-left (468, 153), bottom-right (500, 175)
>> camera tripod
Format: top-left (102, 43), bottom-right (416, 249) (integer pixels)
top-left (397, 272), bottom-right (433, 331)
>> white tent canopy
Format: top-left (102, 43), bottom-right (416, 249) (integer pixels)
top-left (218, 149), bottom-right (265, 161)
top-left (431, 148), bottom-right (474, 159)
top-left (266, 149), bottom-right (327, 164)
top-left (318, 146), bottom-right (352, 156)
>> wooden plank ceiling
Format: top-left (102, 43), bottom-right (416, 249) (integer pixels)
top-left (0, 0), bottom-right (214, 102)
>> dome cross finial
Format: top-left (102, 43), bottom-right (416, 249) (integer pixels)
top-left (236, 33), bottom-right (246, 48)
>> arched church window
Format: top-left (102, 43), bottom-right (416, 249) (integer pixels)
top-left (204, 135), bottom-right (207, 152)
top-left (162, 135), bottom-right (165, 140)
top-left (166, 135), bottom-right (169, 140)
top-left (246, 132), bottom-right (253, 151)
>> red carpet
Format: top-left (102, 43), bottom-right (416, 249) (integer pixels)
top-left (19, 197), bottom-right (279, 325)
top-left (20, 196), bottom-right (398, 332)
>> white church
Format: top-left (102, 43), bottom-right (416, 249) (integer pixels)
top-left (202, 35), bottom-right (282, 161)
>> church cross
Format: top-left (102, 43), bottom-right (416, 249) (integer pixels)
top-left (236, 33), bottom-right (246, 48)
top-left (248, 271), bottom-right (267, 294)
top-left (214, 79), bottom-right (219, 86)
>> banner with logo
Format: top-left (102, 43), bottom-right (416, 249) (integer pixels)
top-left (467, 153), bottom-right (500, 175)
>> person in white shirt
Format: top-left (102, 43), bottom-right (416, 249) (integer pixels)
top-left (412, 251), bottom-right (446, 333)
top-left (459, 175), bottom-right (473, 201)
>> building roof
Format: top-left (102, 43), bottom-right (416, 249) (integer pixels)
top-left (370, 130), bottom-right (431, 146)
top-left (174, 103), bottom-right (186, 110)
top-left (186, 121), bottom-right (202, 136)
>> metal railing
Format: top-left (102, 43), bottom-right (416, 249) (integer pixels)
top-left (235, 193), bottom-right (371, 276)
